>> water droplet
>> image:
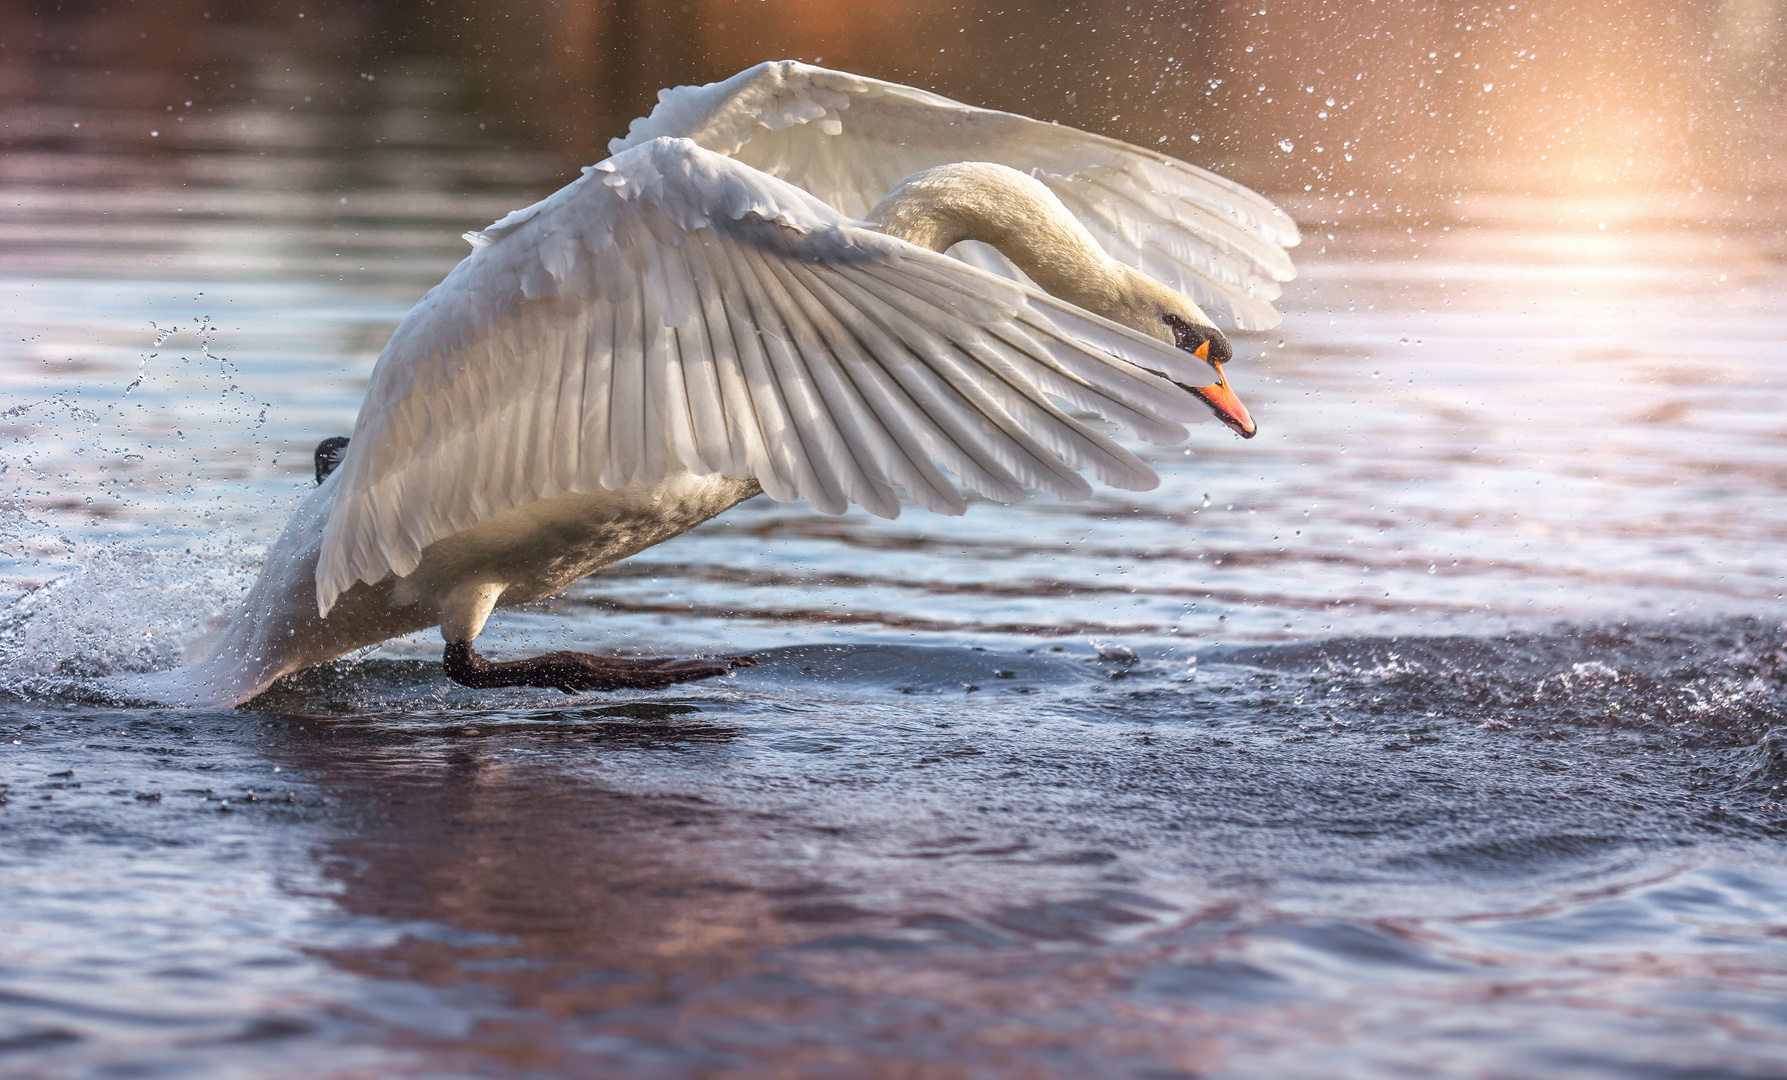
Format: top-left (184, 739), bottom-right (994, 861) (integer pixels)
top-left (1277, 139), bottom-right (1294, 152)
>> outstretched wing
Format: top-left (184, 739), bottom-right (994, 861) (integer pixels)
top-left (314, 138), bottom-right (1223, 616)
top-left (612, 61), bottom-right (1300, 330)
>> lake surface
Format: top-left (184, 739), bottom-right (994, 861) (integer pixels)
top-left (5, 27), bottom-right (1787, 1080)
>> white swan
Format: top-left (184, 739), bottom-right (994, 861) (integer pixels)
top-left (125, 61), bottom-right (1299, 706)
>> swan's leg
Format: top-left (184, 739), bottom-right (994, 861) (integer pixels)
top-left (435, 579), bottom-right (752, 693)
top-left (442, 641), bottom-right (753, 693)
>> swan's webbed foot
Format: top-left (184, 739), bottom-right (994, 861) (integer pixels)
top-left (443, 641), bottom-right (755, 693)
top-left (314, 436), bottom-right (350, 484)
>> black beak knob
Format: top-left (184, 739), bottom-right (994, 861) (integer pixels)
top-left (1162, 313), bottom-right (1233, 366)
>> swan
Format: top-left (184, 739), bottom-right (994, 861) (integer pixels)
top-left (122, 61), bottom-right (1299, 707)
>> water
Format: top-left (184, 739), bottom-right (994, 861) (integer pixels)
top-left (8, 631), bottom-right (1787, 1077)
top-left (6, 14), bottom-right (1787, 1079)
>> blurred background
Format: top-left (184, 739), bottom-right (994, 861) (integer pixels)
top-left (3, 0), bottom-right (1784, 285)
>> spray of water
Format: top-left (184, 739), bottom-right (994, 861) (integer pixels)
top-left (0, 506), bottom-right (254, 699)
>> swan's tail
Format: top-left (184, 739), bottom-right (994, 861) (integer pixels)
top-left (95, 660), bottom-right (250, 708)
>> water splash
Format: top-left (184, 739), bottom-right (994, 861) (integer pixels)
top-left (0, 507), bottom-right (250, 698)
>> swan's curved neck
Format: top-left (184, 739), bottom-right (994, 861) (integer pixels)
top-left (866, 162), bottom-right (1149, 331)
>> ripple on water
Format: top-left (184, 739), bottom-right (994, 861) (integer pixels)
top-left (5, 620), bottom-right (1787, 1074)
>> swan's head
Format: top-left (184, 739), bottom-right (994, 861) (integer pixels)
top-left (1160, 312), bottom-right (1254, 440)
top-left (865, 160), bottom-right (1257, 439)
top-left (1120, 273), bottom-right (1256, 440)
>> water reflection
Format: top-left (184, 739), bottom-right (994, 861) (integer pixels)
top-left (9, 620), bottom-right (1787, 1074)
top-left (50, 624), bottom-right (1778, 1076)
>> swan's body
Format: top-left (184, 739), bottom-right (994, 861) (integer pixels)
top-left (120, 61), bottom-right (1298, 707)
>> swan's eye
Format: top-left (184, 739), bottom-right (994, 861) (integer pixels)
top-left (1162, 313), bottom-right (1232, 366)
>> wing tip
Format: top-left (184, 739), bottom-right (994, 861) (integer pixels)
top-left (1272, 208), bottom-right (1305, 248)
top-left (313, 567), bottom-right (342, 620)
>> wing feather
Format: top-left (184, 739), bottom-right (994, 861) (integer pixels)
top-left (854, 260), bottom-right (1195, 446)
top-left (739, 241), bottom-right (899, 517)
top-left (683, 239), bottom-right (778, 492)
top-left (702, 238), bottom-right (812, 503)
top-left (637, 252), bottom-right (676, 486)
top-left (314, 139), bottom-right (1225, 615)
top-left (785, 260), bottom-right (996, 512)
top-left (721, 240), bottom-right (853, 514)
top-left (612, 61), bottom-right (1298, 328)
top-left (829, 265), bottom-right (1141, 496)
top-left (770, 259), bottom-right (957, 512)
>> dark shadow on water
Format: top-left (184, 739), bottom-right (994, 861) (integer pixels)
top-left (1205, 618), bottom-right (1787, 749)
top-left (239, 642), bottom-right (1102, 714)
top-left (256, 702), bottom-right (741, 754)
top-left (732, 641), bottom-right (1097, 692)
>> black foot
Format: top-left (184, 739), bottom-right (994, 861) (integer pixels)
top-left (443, 641), bottom-right (755, 693)
top-left (315, 436), bottom-right (350, 484)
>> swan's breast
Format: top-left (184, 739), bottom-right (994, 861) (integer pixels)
top-left (394, 472), bottom-right (762, 612)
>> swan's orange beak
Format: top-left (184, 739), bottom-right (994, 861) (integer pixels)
top-left (1187, 341), bottom-right (1256, 439)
